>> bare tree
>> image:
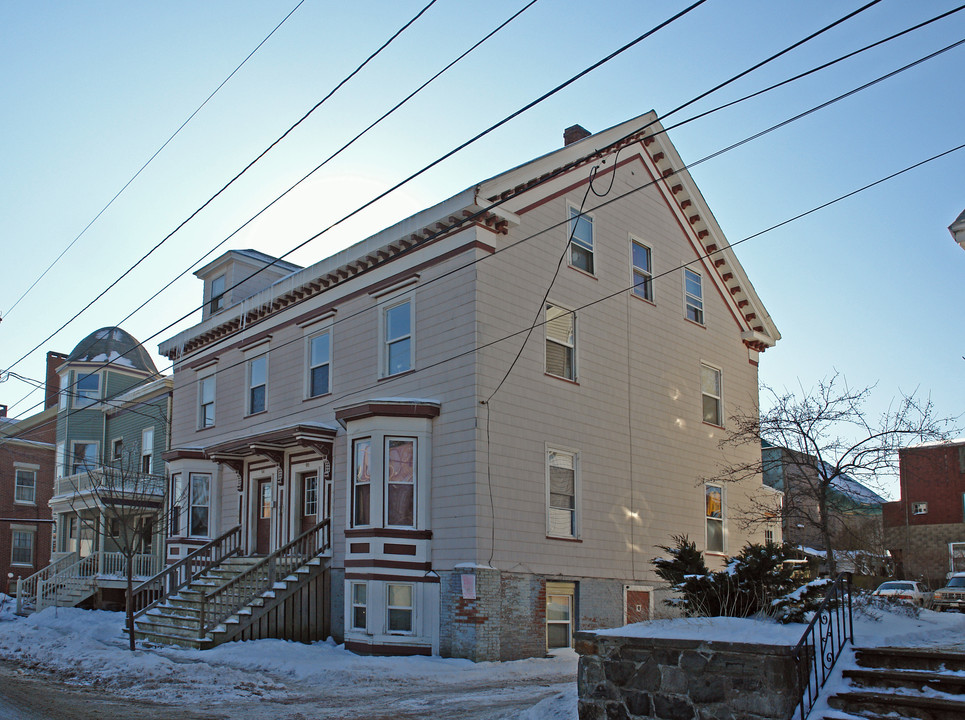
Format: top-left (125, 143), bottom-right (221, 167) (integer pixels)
top-left (707, 373), bottom-right (956, 576)
top-left (66, 446), bottom-right (179, 650)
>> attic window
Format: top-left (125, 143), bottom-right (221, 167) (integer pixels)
top-left (912, 502), bottom-right (928, 515)
top-left (210, 274), bottom-right (226, 314)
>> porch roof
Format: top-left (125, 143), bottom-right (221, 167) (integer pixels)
top-left (201, 422), bottom-right (337, 460)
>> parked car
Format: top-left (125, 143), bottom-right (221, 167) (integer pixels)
top-left (932, 573), bottom-right (965, 612)
top-left (871, 580), bottom-right (932, 607)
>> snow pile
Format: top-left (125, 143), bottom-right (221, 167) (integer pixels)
top-left (595, 616), bottom-right (806, 645)
top-left (0, 593), bottom-right (15, 621)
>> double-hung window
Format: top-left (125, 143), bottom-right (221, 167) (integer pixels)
top-left (700, 363), bottom-right (722, 426)
top-left (383, 300), bottom-right (412, 376)
top-left (631, 238), bottom-right (653, 301)
top-left (569, 206), bottom-right (594, 274)
top-left (248, 356), bottom-right (267, 415)
top-left (189, 473), bottom-right (211, 537)
top-left (308, 331), bottom-right (331, 397)
top-left (545, 304), bottom-right (576, 381)
top-left (210, 274), bottom-right (225, 314)
top-left (75, 372), bottom-right (100, 407)
top-left (351, 582), bottom-right (367, 631)
top-left (352, 439), bottom-right (372, 527)
top-left (14, 469), bottom-right (36, 504)
top-left (11, 529), bottom-right (34, 565)
top-left (199, 375), bottom-right (216, 428)
top-left (684, 268), bottom-right (704, 324)
top-left (706, 485), bottom-right (724, 553)
top-left (547, 449), bottom-right (578, 538)
top-left (385, 438), bottom-right (415, 527)
top-left (71, 442), bottom-right (97, 475)
top-left (386, 584), bottom-right (413, 634)
top-left (141, 427), bottom-right (154, 474)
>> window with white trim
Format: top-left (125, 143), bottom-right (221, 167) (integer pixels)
top-left (14, 469), bottom-right (36, 504)
top-left (304, 474), bottom-right (318, 517)
top-left (385, 438), bottom-right (415, 527)
top-left (71, 442), bottom-right (98, 475)
top-left (189, 473), bottom-right (211, 537)
top-left (141, 427), bottom-right (154, 474)
top-left (706, 485), bottom-right (724, 553)
top-left (352, 439), bottom-right (371, 527)
top-left (59, 373), bottom-right (68, 410)
top-left (307, 331), bottom-right (331, 398)
top-left (912, 501), bottom-right (928, 515)
top-left (386, 583), bottom-right (413, 634)
top-left (684, 268), bottom-right (704, 324)
top-left (55, 443), bottom-right (65, 479)
top-left (247, 355), bottom-right (267, 415)
top-left (545, 304), bottom-right (576, 381)
top-left (701, 363), bottom-right (722, 426)
top-left (547, 449), bottom-right (578, 538)
top-left (210, 274), bottom-right (225, 314)
top-left (111, 438), bottom-right (123, 462)
top-left (631, 238), bottom-right (653, 301)
top-left (546, 590), bottom-right (574, 649)
top-left (75, 372), bottom-right (101, 407)
top-left (568, 205), bottom-right (594, 274)
top-left (351, 582), bottom-right (367, 631)
top-left (199, 374), bottom-right (216, 428)
top-left (383, 299), bottom-right (412, 376)
top-left (11, 529), bottom-right (34, 565)
top-left (764, 528), bottom-right (775, 544)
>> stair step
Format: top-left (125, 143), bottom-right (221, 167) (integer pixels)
top-left (133, 628), bottom-right (210, 650)
top-left (828, 691), bottom-right (965, 720)
top-left (854, 647), bottom-right (965, 673)
top-left (844, 668), bottom-right (965, 695)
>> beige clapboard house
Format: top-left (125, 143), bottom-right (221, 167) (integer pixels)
top-left (148, 113), bottom-right (779, 660)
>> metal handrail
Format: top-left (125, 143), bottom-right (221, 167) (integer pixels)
top-left (198, 518), bottom-right (330, 638)
top-left (790, 572), bottom-right (853, 720)
top-left (130, 526), bottom-right (242, 620)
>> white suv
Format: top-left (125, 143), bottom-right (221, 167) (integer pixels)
top-left (932, 573), bottom-right (965, 612)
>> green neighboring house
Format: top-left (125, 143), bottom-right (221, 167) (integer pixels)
top-left (17, 327), bottom-right (171, 613)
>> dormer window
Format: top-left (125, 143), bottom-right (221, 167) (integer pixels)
top-left (210, 274), bottom-right (226, 314)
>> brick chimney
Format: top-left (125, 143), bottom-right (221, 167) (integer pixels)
top-left (0, 404), bottom-right (7, 418)
top-left (564, 124), bottom-right (591, 146)
top-left (45, 351), bottom-right (68, 410)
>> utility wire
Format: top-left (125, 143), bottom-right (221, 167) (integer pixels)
top-left (4, 46), bottom-right (962, 448)
top-left (1, 0), bottom-right (710, 415)
top-left (0, 0), bottom-right (441, 377)
top-left (2, 0), bottom-right (937, 430)
top-left (2, 0), bottom-right (309, 320)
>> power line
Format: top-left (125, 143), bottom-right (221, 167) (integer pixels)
top-left (1, 0), bottom-right (441, 378)
top-left (0, 0), bottom-right (711, 417)
top-left (2, 0), bottom-right (309, 320)
top-left (2, 0), bottom-right (937, 431)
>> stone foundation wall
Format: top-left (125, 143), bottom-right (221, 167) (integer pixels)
top-left (576, 631), bottom-right (799, 720)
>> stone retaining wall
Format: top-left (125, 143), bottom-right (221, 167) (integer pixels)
top-left (575, 631), bottom-right (800, 720)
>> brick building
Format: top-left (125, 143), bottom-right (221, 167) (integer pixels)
top-left (0, 351), bottom-right (65, 593)
top-left (882, 439), bottom-right (965, 586)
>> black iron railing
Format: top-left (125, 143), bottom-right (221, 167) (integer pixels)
top-left (790, 572), bottom-right (854, 720)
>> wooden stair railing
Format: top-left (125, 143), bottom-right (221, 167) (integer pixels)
top-left (130, 526), bottom-right (242, 622)
top-left (198, 518), bottom-right (330, 638)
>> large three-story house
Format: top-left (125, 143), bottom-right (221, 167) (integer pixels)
top-left (154, 113), bottom-right (779, 660)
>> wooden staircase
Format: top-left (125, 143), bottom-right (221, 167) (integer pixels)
top-left (131, 519), bottom-right (331, 650)
top-left (824, 647), bottom-right (965, 720)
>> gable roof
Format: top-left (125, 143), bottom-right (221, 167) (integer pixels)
top-left (160, 112), bottom-right (779, 359)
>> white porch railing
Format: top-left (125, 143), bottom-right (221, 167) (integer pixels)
top-left (15, 552), bottom-right (78, 615)
top-left (53, 470), bottom-right (165, 498)
top-left (17, 552), bottom-right (163, 614)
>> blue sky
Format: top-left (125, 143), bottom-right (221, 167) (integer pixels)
top-left (2, 1), bottom-right (962, 498)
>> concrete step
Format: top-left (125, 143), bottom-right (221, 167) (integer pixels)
top-left (844, 668), bottom-right (965, 695)
top-left (828, 690), bottom-right (965, 720)
top-left (133, 627), bottom-right (210, 650)
top-left (135, 618), bottom-right (204, 641)
top-left (854, 647), bottom-right (965, 673)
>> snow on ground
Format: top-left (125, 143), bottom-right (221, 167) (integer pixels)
top-left (1, 595), bottom-right (963, 719)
